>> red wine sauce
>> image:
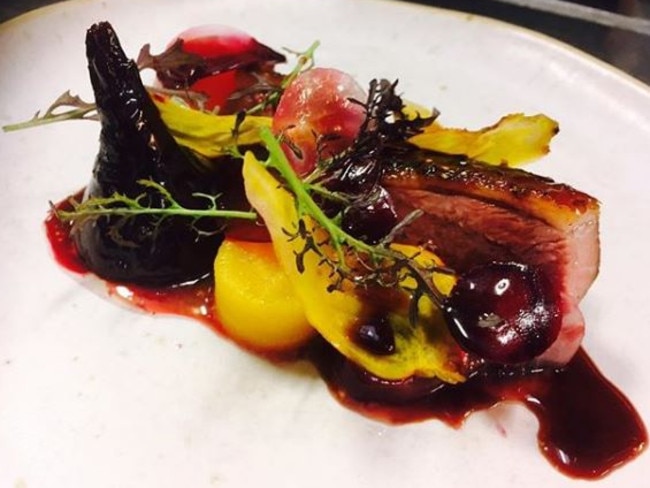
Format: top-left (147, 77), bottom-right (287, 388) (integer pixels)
top-left (308, 339), bottom-right (646, 479)
top-left (45, 205), bottom-right (647, 479)
top-left (45, 192), bottom-right (87, 274)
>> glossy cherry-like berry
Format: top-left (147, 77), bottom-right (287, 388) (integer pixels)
top-left (341, 186), bottom-right (398, 245)
top-left (443, 262), bottom-right (561, 364)
top-left (334, 156), bottom-right (381, 195)
top-left (317, 156), bottom-right (381, 218)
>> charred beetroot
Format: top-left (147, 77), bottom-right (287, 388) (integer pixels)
top-left (75, 22), bottom-right (231, 286)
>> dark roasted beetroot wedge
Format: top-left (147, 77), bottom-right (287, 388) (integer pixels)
top-left (75, 22), bottom-right (227, 286)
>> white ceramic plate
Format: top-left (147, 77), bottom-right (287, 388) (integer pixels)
top-left (1, 0), bottom-right (649, 486)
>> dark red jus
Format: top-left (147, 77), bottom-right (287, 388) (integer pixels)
top-left (443, 262), bottom-right (561, 364)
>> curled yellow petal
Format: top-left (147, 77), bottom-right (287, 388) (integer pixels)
top-left (242, 151), bottom-right (465, 382)
top-left (409, 113), bottom-right (559, 167)
top-left (155, 98), bottom-right (272, 158)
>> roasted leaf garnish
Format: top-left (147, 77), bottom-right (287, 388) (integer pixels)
top-left (320, 78), bottom-right (438, 180)
top-left (136, 39), bottom-right (204, 73)
top-left (360, 79), bottom-right (436, 140)
top-left (408, 113), bottom-right (559, 167)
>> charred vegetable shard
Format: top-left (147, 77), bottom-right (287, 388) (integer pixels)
top-left (75, 23), bottom-right (232, 285)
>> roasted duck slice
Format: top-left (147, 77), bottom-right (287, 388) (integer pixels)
top-left (383, 149), bottom-right (600, 365)
top-left (74, 22), bottom-right (228, 286)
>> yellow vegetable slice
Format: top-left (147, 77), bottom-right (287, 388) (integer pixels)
top-left (242, 151), bottom-right (465, 382)
top-left (408, 113), bottom-right (558, 167)
top-left (155, 97), bottom-right (272, 158)
top-left (214, 238), bottom-right (314, 353)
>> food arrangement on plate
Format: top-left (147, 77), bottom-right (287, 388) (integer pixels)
top-left (4, 20), bottom-right (646, 480)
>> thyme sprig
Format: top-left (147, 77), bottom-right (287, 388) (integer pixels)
top-left (55, 179), bottom-right (257, 234)
top-left (1, 86), bottom-right (214, 133)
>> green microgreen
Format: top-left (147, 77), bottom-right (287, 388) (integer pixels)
top-left (2, 91), bottom-right (98, 132)
top-left (54, 179), bottom-right (257, 236)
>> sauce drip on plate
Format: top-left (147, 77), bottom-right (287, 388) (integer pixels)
top-left (309, 339), bottom-right (646, 479)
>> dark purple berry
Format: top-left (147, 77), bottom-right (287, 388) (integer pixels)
top-left (341, 186), bottom-right (398, 244)
top-left (352, 317), bottom-right (396, 355)
top-left (443, 262), bottom-right (561, 364)
top-left (318, 157), bottom-right (381, 218)
top-left (324, 156), bottom-right (381, 195)
top-left (337, 157), bottom-right (381, 194)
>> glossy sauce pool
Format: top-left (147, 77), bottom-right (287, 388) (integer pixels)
top-left (45, 206), bottom-right (647, 480)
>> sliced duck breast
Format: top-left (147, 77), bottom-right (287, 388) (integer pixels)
top-left (383, 150), bottom-right (599, 365)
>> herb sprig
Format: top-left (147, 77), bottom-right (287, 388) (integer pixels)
top-left (55, 179), bottom-right (257, 235)
top-left (2, 91), bottom-right (98, 132)
top-left (253, 75), bottom-right (452, 317)
top-left (241, 41), bottom-right (320, 115)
